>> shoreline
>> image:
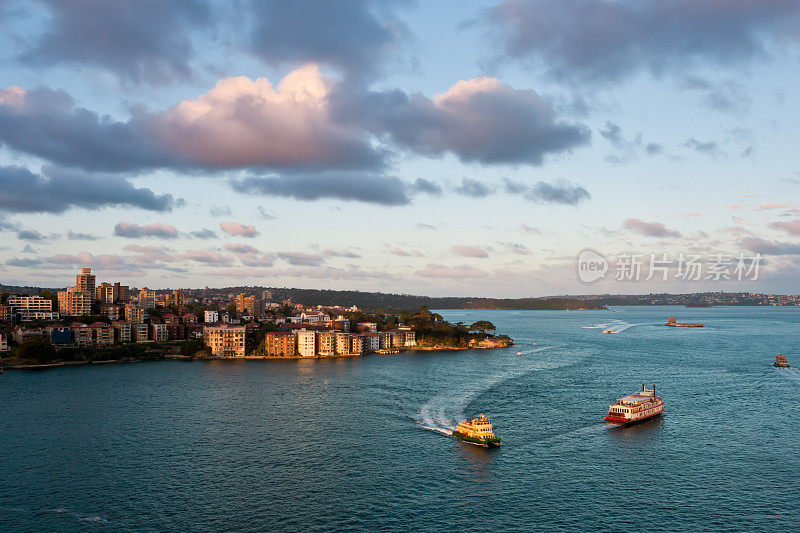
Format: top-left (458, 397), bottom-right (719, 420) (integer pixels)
top-left (1, 343), bottom-right (513, 371)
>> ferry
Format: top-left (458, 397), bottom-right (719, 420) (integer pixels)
top-left (774, 354), bottom-right (790, 368)
top-left (604, 384), bottom-right (664, 426)
top-left (452, 414), bottom-right (501, 447)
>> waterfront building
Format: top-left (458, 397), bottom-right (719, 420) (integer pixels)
top-left (0, 333), bottom-right (7, 352)
top-left (112, 322), bottom-right (132, 343)
top-left (335, 332), bottom-right (350, 355)
top-left (12, 326), bottom-right (46, 344)
top-left (71, 324), bottom-right (92, 346)
top-left (350, 335), bottom-right (364, 355)
top-left (379, 332), bottom-right (392, 349)
top-left (295, 329), bottom-right (316, 357)
top-left (317, 331), bottom-right (336, 355)
top-left (203, 325), bottom-right (246, 357)
top-left (151, 323), bottom-right (168, 343)
top-left (47, 327), bottom-right (72, 345)
top-left (58, 287), bottom-right (91, 317)
top-left (263, 331), bottom-right (295, 357)
top-left (125, 304), bottom-right (144, 323)
top-left (131, 323), bottom-right (149, 343)
top-left (90, 323), bottom-right (114, 346)
top-left (204, 310), bottom-right (219, 323)
top-left (362, 332), bottom-right (380, 353)
top-left (75, 268), bottom-right (96, 301)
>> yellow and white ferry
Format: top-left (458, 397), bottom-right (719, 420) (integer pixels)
top-left (604, 384), bottom-right (664, 426)
top-left (452, 414), bottom-right (501, 447)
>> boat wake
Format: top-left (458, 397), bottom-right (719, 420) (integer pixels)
top-left (583, 320), bottom-right (647, 334)
top-left (415, 344), bottom-right (570, 435)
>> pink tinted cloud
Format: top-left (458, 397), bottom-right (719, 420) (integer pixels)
top-left (771, 220), bottom-right (800, 235)
top-left (451, 245), bottom-right (489, 258)
top-left (220, 221), bottom-right (259, 237)
top-left (623, 218), bottom-right (681, 238)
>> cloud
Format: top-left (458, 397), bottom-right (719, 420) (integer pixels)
top-left (178, 249), bottom-right (234, 266)
top-left (451, 245), bottom-right (489, 258)
top-left (485, 0), bottom-right (800, 83)
top-left (623, 218), bottom-right (682, 238)
top-left (17, 229), bottom-right (45, 241)
top-left (222, 242), bottom-right (273, 267)
top-left (278, 251), bottom-right (325, 266)
top-left (67, 230), bottom-right (99, 241)
top-left (684, 138), bottom-right (720, 156)
top-left (416, 223), bottom-right (436, 230)
top-left (190, 228), bottom-right (218, 239)
top-left (257, 206), bottom-right (277, 220)
top-left (499, 242), bottom-right (531, 255)
top-left (341, 76), bottom-right (589, 165)
top-left (323, 248), bottom-right (361, 259)
top-left (390, 248), bottom-right (424, 257)
top-left (525, 180), bottom-right (590, 205)
top-left (771, 220), bottom-right (800, 236)
top-left (503, 178), bottom-right (528, 194)
top-left (19, 0), bottom-right (210, 84)
top-left (0, 164), bottom-right (176, 213)
top-left (740, 237), bottom-right (800, 256)
top-left (520, 223), bottom-right (541, 234)
top-left (219, 221), bottom-right (259, 238)
top-left (409, 178), bottom-right (443, 196)
top-left (209, 205), bottom-right (232, 217)
top-left (114, 221), bottom-right (178, 239)
top-left (6, 257), bottom-right (43, 267)
top-left (416, 263), bottom-right (487, 279)
top-left (455, 178), bottom-right (493, 198)
top-left (248, 0), bottom-right (408, 78)
top-left (681, 76), bottom-right (751, 113)
top-left (231, 172), bottom-right (411, 205)
top-left (21, 244), bottom-right (36, 253)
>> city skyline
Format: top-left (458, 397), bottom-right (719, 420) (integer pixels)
top-left (2, 1), bottom-right (800, 297)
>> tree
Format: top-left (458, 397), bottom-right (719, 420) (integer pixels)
top-left (39, 289), bottom-right (57, 308)
top-left (17, 336), bottom-right (57, 364)
top-left (0, 292), bottom-right (8, 305)
top-left (469, 320), bottom-right (496, 335)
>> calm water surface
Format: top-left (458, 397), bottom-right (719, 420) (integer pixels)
top-left (1, 306), bottom-right (798, 532)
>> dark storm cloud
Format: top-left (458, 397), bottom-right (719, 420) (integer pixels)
top-left (248, 0), bottom-right (408, 78)
top-left (485, 0), bottom-right (800, 83)
top-left (525, 180), bottom-right (590, 205)
top-left (334, 79), bottom-right (590, 165)
top-left (230, 173), bottom-right (412, 206)
top-left (455, 178), bottom-right (493, 198)
top-left (0, 165), bottom-right (176, 213)
top-left (21, 0), bottom-right (210, 84)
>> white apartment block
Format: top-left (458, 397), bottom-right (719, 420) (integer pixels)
top-left (295, 329), bottom-right (316, 357)
top-left (204, 310), bottom-right (219, 323)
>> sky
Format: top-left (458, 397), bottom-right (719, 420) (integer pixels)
top-left (1, 0), bottom-right (800, 297)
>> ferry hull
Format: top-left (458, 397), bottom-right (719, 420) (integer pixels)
top-left (604, 411), bottom-right (663, 426)
top-left (452, 431), bottom-right (501, 448)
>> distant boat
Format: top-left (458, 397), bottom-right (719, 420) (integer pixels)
top-left (774, 354), bottom-right (790, 368)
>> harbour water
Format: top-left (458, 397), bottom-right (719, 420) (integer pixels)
top-left (1, 306), bottom-right (798, 532)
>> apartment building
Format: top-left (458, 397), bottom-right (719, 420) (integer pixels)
top-left (8, 295), bottom-right (53, 312)
top-left (182, 314), bottom-right (198, 324)
top-left (57, 287), bottom-right (91, 317)
top-left (203, 325), bottom-right (246, 357)
top-left (301, 311), bottom-right (330, 323)
top-left (131, 323), bottom-right (149, 343)
top-left (335, 332), bottom-right (351, 355)
top-left (295, 329), bottom-right (316, 357)
top-left (75, 267), bottom-right (96, 301)
top-left (138, 288), bottom-right (156, 309)
top-left (165, 290), bottom-right (184, 308)
top-left (100, 303), bottom-right (122, 321)
top-left (350, 335), bottom-right (364, 355)
top-left (151, 323), bottom-right (168, 343)
top-left (125, 304), bottom-right (144, 323)
top-left (90, 323), bottom-right (115, 346)
top-left (71, 324), bottom-right (93, 346)
top-left (0, 305), bottom-right (12, 323)
top-left (0, 333), bottom-right (8, 352)
top-left (317, 331), bottom-right (336, 355)
top-left (263, 331), bottom-right (295, 357)
top-left (112, 322), bottom-right (132, 343)
top-left (204, 310), bottom-right (219, 323)
top-left (235, 294), bottom-right (264, 315)
top-left (362, 332), bottom-right (380, 353)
